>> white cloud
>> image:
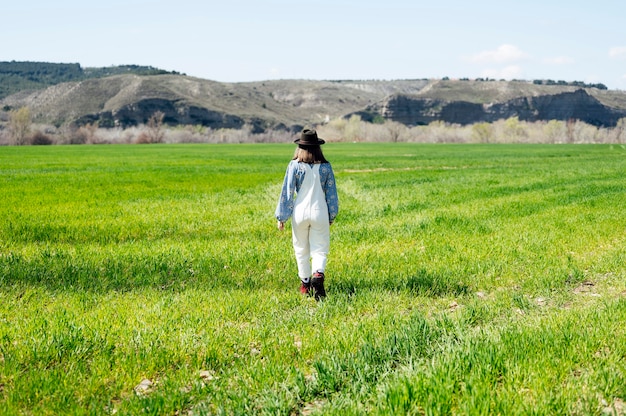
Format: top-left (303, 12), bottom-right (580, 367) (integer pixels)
top-left (468, 44), bottom-right (530, 64)
top-left (544, 56), bottom-right (575, 65)
top-left (480, 65), bottom-right (524, 80)
top-left (609, 46), bottom-right (626, 58)
top-left (268, 67), bottom-right (281, 78)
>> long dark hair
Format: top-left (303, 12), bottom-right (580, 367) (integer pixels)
top-left (293, 145), bottom-right (328, 163)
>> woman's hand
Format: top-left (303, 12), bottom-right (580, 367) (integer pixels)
top-left (277, 221), bottom-right (285, 231)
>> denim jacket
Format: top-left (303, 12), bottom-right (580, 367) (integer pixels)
top-left (275, 160), bottom-right (338, 223)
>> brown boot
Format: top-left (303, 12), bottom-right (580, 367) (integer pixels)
top-left (311, 271), bottom-right (326, 301)
top-left (299, 279), bottom-right (312, 295)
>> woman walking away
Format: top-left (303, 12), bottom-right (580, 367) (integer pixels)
top-left (276, 129), bottom-right (339, 300)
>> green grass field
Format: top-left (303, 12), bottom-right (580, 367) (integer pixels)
top-left (1, 143), bottom-right (625, 415)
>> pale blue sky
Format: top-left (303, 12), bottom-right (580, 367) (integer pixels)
top-left (3, 0), bottom-right (625, 89)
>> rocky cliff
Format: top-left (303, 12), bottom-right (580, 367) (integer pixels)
top-left (355, 85), bottom-right (626, 127)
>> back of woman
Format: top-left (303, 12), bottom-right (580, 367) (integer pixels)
top-left (275, 129), bottom-right (338, 300)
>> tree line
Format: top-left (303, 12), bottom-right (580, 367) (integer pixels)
top-left (2, 107), bottom-right (625, 146)
top-left (448, 76), bottom-right (608, 90)
top-left (0, 61), bottom-right (181, 100)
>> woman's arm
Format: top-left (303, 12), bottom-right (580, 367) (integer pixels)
top-left (275, 161), bottom-right (298, 222)
top-left (321, 163), bottom-right (338, 223)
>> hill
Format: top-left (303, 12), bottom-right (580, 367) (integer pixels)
top-left (1, 73), bottom-right (429, 132)
top-left (2, 62), bottom-right (626, 131)
top-left (0, 61), bottom-right (180, 100)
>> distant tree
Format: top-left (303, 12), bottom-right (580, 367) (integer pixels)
top-left (543, 120), bottom-right (566, 143)
top-left (566, 119), bottom-right (576, 143)
top-left (614, 118), bottom-right (626, 143)
top-left (471, 122), bottom-right (493, 143)
top-left (504, 116), bottom-right (527, 138)
top-left (137, 111), bottom-right (166, 144)
top-left (344, 115), bottom-right (362, 142)
top-left (372, 114), bottom-right (385, 124)
top-left (8, 107), bottom-right (31, 145)
top-left (386, 121), bottom-right (406, 142)
top-left (147, 111), bottom-right (165, 143)
top-left (67, 123), bottom-right (97, 144)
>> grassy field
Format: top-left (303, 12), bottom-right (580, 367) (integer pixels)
top-left (0, 143), bottom-right (625, 415)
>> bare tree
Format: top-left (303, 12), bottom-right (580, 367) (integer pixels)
top-left (471, 122), bottom-right (493, 143)
top-left (8, 107), bottom-right (31, 145)
top-left (566, 119), bottom-right (576, 143)
top-left (135, 111), bottom-right (166, 144)
top-left (344, 115), bottom-right (362, 142)
top-left (147, 111), bottom-right (165, 143)
top-left (614, 118), bottom-right (626, 144)
top-left (386, 121), bottom-right (406, 142)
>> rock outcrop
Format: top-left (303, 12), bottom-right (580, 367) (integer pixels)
top-left (74, 98), bottom-right (249, 130)
top-left (356, 89), bottom-right (626, 127)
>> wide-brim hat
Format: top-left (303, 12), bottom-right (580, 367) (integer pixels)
top-left (294, 129), bottom-right (325, 145)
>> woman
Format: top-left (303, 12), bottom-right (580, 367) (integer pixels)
top-left (275, 129), bottom-right (339, 300)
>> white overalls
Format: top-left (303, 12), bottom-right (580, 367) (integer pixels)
top-left (292, 163), bottom-right (330, 280)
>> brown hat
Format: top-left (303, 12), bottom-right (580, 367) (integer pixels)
top-left (294, 129), bottom-right (325, 145)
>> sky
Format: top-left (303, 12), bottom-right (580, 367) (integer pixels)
top-left (3, 0), bottom-right (626, 90)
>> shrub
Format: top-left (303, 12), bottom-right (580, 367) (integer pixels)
top-left (386, 121), bottom-right (407, 142)
top-left (135, 132), bottom-right (152, 144)
top-left (344, 115), bottom-right (362, 142)
top-left (471, 122), bottom-right (494, 143)
top-left (68, 128), bottom-right (89, 145)
top-left (146, 111), bottom-right (165, 143)
top-left (29, 131), bottom-right (54, 145)
top-left (614, 118), bottom-right (626, 143)
top-left (543, 120), bottom-right (566, 143)
top-left (63, 123), bottom-right (98, 145)
top-left (503, 116), bottom-right (527, 139)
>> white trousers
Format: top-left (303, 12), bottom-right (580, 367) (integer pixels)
top-left (292, 164), bottom-right (330, 280)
